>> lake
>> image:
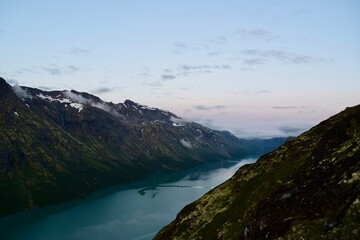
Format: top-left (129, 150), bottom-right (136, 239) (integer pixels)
top-left (0, 158), bottom-right (256, 240)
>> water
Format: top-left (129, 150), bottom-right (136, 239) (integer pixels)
top-left (0, 158), bottom-right (256, 240)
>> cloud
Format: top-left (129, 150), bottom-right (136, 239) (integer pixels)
top-left (67, 65), bottom-right (80, 73)
top-left (90, 87), bottom-right (113, 94)
top-left (12, 84), bottom-right (32, 99)
top-left (38, 86), bottom-right (53, 90)
top-left (278, 125), bottom-right (309, 135)
top-left (193, 105), bottom-right (227, 111)
top-left (196, 118), bottom-right (222, 130)
top-left (155, 64), bottom-right (231, 81)
top-left (172, 42), bottom-right (202, 54)
top-left (64, 91), bottom-right (92, 104)
top-left (233, 90), bottom-right (272, 96)
top-left (208, 36), bottom-right (227, 44)
top-left (180, 64), bottom-right (231, 71)
top-left (5, 78), bottom-right (17, 85)
top-left (272, 106), bottom-right (299, 110)
top-left (243, 58), bottom-right (265, 65)
top-left (139, 72), bottom-right (152, 78)
top-left (180, 139), bottom-right (193, 149)
top-left (42, 66), bottom-right (62, 75)
top-left (207, 50), bottom-right (224, 57)
top-left (161, 74), bottom-right (176, 81)
top-left (237, 28), bottom-right (274, 41)
top-left (142, 80), bottom-right (163, 88)
top-left (15, 67), bottom-right (39, 75)
top-left (70, 47), bottom-right (91, 56)
top-left (41, 65), bottom-right (80, 75)
top-left (238, 49), bottom-right (325, 64)
top-left (172, 40), bottom-right (224, 56)
top-left (64, 91), bottom-right (123, 117)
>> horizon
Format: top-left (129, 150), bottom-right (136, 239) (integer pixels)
top-left (1, 0), bottom-right (359, 138)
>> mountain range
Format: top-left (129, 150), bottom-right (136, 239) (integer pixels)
top-left (0, 78), bottom-right (285, 217)
top-left (154, 105), bottom-right (360, 239)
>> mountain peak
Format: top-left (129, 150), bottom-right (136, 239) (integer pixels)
top-left (0, 77), bottom-right (10, 90)
top-left (0, 78), bottom-right (15, 100)
top-left (124, 99), bottom-right (139, 107)
top-left (0, 77), bottom-right (6, 84)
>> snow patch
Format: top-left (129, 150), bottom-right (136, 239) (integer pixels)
top-left (57, 98), bottom-right (71, 103)
top-left (70, 103), bottom-right (83, 112)
top-left (37, 93), bottom-right (73, 105)
top-left (64, 91), bottom-right (91, 105)
top-left (37, 94), bottom-right (80, 112)
top-left (140, 106), bottom-right (157, 111)
top-left (38, 91), bottom-right (123, 117)
top-left (37, 93), bottom-right (57, 101)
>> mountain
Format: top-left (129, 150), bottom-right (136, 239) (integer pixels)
top-left (154, 105), bottom-right (360, 239)
top-left (0, 78), bottom-right (285, 217)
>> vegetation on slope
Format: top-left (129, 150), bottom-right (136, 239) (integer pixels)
top-left (155, 105), bottom-right (360, 240)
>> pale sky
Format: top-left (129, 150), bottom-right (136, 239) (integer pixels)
top-left (1, 0), bottom-right (359, 138)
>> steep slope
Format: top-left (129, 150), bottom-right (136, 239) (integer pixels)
top-left (0, 78), bottom-right (285, 217)
top-left (155, 105), bottom-right (360, 240)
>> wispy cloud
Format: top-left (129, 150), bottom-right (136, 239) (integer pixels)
top-left (278, 125), bottom-right (310, 135)
top-left (237, 28), bottom-right (275, 41)
top-left (38, 86), bottom-right (53, 90)
top-left (239, 49), bottom-right (325, 64)
top-left (208, 36), bottom-right (227, 44)
top-left (70, 47), bottom-right (91, 56)
top-left (142, 80), bottom-right (163, 89)
top-left (41, 65), bottom-right (80, 75)
top-left (172, 42), bottom-right (202, 54)
top-left (161, 74), bottom-right (176, 81)
top-left (233, 90), bottom-right (272, 96)
top-left (67, 65), bottom-right (80, 73)
top-left (15, 67), bottom-right (39, 75)
top-left (193, 105), bottom-right (228, 111)
top-left (12, 84), bottom-right (32, 99)
top-left (242, 58), bottom-right (265, 65)
top-left (155, 63), bottom-right (232, 81)
top-left (180, 64), bottom-right (231, 71)
top-left (64, 91), bottom-right (123, 117)
top-left (172, 38), bottom-right (224, 57)
top-left (42, 66), bottom-right (62, 75)
top-left (90, 87), bottom-right (113, 94)
top-left (4, 78), bottom-right (18, 85)
top-left (272, 106), bottom-right (302, 110)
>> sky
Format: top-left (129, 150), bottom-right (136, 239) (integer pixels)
top-left (1, 0), bottom-right (359, 138)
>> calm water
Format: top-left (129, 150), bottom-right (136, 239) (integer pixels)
top-left (0, 158), bottom-right (256, 240)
